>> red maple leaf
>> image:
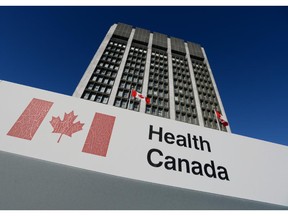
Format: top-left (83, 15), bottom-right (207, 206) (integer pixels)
top-left (50, 111), bottom-right (84, 143)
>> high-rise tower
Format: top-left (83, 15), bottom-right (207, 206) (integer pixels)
top-left (73, 23), bottom-right (230, 132)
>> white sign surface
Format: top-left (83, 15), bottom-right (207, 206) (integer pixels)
top-left (0, 81), bottom-right (288, 207)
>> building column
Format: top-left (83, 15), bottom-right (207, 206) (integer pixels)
top-left (73, 24), bottom-right (117, 98)
top-left (167, 38), bottom-right (176, 120)
top-left (185, 43), bottom-right (204, 127)
top-left (108, 29), bottom-right (135, 106)
top-left (201, 48), bottom-right (231, 133)
top-left (139, 33), bottom-right (153, 113)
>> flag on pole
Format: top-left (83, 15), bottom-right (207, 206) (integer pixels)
top-left (214, 110), bottom-right (229, 127)
top-left (131, 89), bottom-right (150, 104)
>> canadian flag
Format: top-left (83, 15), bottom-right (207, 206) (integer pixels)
top-left (131, 89), bottom-right (150, 104)
top-left (7, 98), bottom-right (116, 157)
top-left (214, 110), bottom-right (229, 127)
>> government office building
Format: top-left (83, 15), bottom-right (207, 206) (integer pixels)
top-left (1, 23), bottom-right (288, 210)
top-left (73, 23), bottom-right (231, 133)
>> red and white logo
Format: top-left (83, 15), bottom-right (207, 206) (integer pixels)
top-left (7, 98), bottom-right (116, 157)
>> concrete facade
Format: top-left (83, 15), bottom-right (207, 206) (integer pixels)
top-left (73, 23), bottom-right (230, 132)
top-left (0, 151), bottom-right (286, 210)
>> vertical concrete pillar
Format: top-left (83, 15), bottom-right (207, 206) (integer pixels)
top-left (167, 38), bottom-right (176, 120)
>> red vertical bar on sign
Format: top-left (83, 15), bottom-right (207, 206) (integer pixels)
top-left (82, 113), bottom-right (115, 157)
top-left (7, 98), bottom-right (53, 140)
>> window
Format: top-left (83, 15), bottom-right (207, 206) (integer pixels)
top-left (103, 78), bottom-right (109, 84)
top-left (88, 83), bottom-right (93, 90)
top-left (90, 94), bottom-right (96, 101)
top-left (83, 93), bottom-right (89, 100)
top-left (106, 87), bottom-right (112, 94)
top-left (114, 99), bottom-right (121, 107)
top-left (109, 79), bottom-right (114, 85)
top-left (102, 96), bottom-right (108, 104)
top-left (123, 91), bottom-right (129, 98)
top-left (96, 95), bottom-right (102, 102)
top-left (100, 86), bottom-right (105, 93)
top-left (94, 84), bottom-right (100, 91)
top-left (97, 77), bottom-right (103, 82)
top-left (121, 100), bottom-right (127, 108)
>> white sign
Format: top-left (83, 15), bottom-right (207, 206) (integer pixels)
top-left (0, 81), bottom-right (288, 207)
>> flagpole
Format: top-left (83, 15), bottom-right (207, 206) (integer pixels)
top-left (214, 108), bottom-right (221, 131)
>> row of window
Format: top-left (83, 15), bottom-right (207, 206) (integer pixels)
top-left (195, 73), bottom-right (211, 81)
top-left (147, 82), bottom-right (169, 91)
top-left (130, 46), bottom-right (146, 53)
top-left (175, 87), bottom-right (193, 95)
top-left (103, 51), bottom-right (124, 59)
top-left (147, 89), bottom-right (169, 101)
top-left (121, 73), bottom-right (143, 83)
top-left (199, 94), bottom-right (218, 103)
top-left (150, 68), bottom-right (168, 75)
top-left (114, 98), bottom-right (140, 111)
top-left (146, 106), bottom-right (169, 118)
top-left (106, 45), bottom-right (125, 53)
top-left (175, 103), bottom-right (197, 114)
top-left (127, 56), bottom-right (146, 64)
top-left (109, 41), bottom-right (126, 48)
top-left (147, 96), bottom-right (169, 108)
top-left (90, 75), bottom-right (115, 85)
top-left (204, 118), bottom-right (220, 129)
top-left (196, 76), bottom-right (212, 84)
top-left (172, 57), bottom-right (187, 63)
top-left (175, 94), bottom-right (195, 105)
top-left (172, 63), bottom-right (189, 69)
top-left (196, 82), bottom-right (214, 90)
top-left (202, 108), bottom-right (219, 117)
top-left (198, 86), bottom-right (216, 95)
top-left (98, 62), bottom-right (120, 71)
top-left (151, 52), bottom-right (167, 59)
top-left (149, 75), bottom-right (169, 84)
top-left (176, 112), bottom-right (198, 125)
top-left (174, 73), bottom-right (192, 82)
top-left (82, 92), bottom-right (109, 104)
top-left (125, 63), bottom-right (145, 70)
top-left (86, 83), bottom-right (112, 93)
top-left (150, 62), bottom-right (168, 69)
top-left (123, 68), bottom-right (145, 76)
top-left (94, 69), bottom-right (117, 79)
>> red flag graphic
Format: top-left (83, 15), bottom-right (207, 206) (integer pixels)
top-left (7, 98), bottom-right (53, 140)
top-left (82, 113), bottom-right (115, 157)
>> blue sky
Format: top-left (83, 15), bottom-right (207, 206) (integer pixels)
top-left (0, 6), bottom-right (288, 146)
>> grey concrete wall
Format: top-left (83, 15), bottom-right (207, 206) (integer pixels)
top-left (167, 38), bottom-right (176, 120)
top-left (0, 150), bottom-right (286, 210)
